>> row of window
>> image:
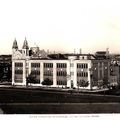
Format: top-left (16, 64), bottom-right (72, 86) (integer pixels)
top-left (15, 70), bottom-right (88, 77)
top-left (31, 63), bottom-right (40, 67)
top-left (15, 62), bottom-right (89, 69)
top-left (57, 80), bottom-right (67, 85)
top-left (14, 70), bottom-right (88, 77)
top-left (15, 63), bottom-right (23, 67)
top-left (77, 63), bottom-right (88, 69)
top-left (44, 63), bottom-right (53, 68)
top-left (57, 71), bottom-right (67, 76)
top-left (77, 72), bottom-right (88, 77)
top-left (15, 70), bottom-right (23, 74)
top-left (57, 63), bottom-right (67, 68)
top-left (31, 70), bottom-right (40, 75)
top-left (44, 71), bottom-right (53, 76)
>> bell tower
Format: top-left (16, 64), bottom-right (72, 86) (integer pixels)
top-left (12, 38), bottom-right (18, 53)
top-left (22, 37), bottom-right (29, 56)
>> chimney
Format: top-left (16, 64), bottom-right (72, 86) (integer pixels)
top-left (74, 49), bottom-right (76, 54)
top-left (79, 48), bottom-right (82, 54)
top-left (106, 48), bottom-right (109, 57)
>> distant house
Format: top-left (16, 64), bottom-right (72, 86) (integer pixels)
top-left (0, 55), bottom-right (12, 82)
top-left (95, 50), bottom-right (109, 59)
top-left (109, 57), bottom-right (120, 86)
top-left (12, 39), bottom-right (110, 90)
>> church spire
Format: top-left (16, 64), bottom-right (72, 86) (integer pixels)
top-left (12, 38), bottom-right (18, 49)
top-left (22, 37), bottom-right (29, 49)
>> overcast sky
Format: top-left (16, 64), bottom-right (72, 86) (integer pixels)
top-left (1, 0), bottom-right (120, 54)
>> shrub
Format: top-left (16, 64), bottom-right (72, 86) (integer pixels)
top-left (26, 74), bottom-right (39, 85)
top-left (77, 80), bottom-right (89, 88)
top-left (42, 78), bottom-right (53, 86)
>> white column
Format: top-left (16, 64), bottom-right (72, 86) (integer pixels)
top-left (28, 61), bottom-right (31, 75)
top-left (53, 62), bottom-right (56, 87)
top-left (40, 62), bottom-right (44, 85)
top-left (67, 62), bottom-right (71, 87)
top-left (102, 62), bottom-right (104, 78)
top-left (98, 63), bottom-right (100, 80)
top-left (12, 61), bottom-right (15, 85)
top-left (107, 62), bottom-right (110, 82)
top-left (23, 60), bottom-right (26, 85)
top-left (73, 63), bottom-right (77, 88)
top-left (88, 62), bottom-right (91, 89)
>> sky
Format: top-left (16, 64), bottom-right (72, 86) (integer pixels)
top-left (1, 0), bottom-right (120, 54)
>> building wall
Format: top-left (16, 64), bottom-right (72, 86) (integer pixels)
top-left (109, 65), bottom-right (120, 86)
top-left (12, 60), bottom-right (26, 85)
top-left (92, 60), bottom-right (110, 87)
top-left (12, 59), bottom-right (93, 89)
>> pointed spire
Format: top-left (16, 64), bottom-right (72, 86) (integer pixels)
top-left (22, 37), bottom-right (29, 49)
top-left (12, 38), bottom-right (18, 49)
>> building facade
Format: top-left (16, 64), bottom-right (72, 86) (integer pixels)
top-left (12, 39), bottom-right (110, 89)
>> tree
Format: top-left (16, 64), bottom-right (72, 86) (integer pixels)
top-left (98, 79), bottom-right (109, 89)
top-left (42, 78), bottom-right (53, 86)
top-left (26, 73), bottom-right (39, 85)
top-left (77, 80), bottom-right (89, 88)
top-left (97, 80), bottom-right (103, 88)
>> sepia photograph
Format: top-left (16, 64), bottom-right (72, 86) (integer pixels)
top-left (0, 0), bottom-right (120, 119)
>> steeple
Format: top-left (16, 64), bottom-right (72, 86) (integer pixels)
top-left (22, 37), bottom-right (29, 49)
top-left (12, 38), bottom-right (18, 49)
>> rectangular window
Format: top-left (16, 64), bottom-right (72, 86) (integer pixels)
top-left (31, 63), bottom-right (40, 67)
top-left (57, 80), bottom-right (67, 85)
top-left (15, 70), bottom-right (23, 74)
top-left (70, 72), bottom-right (74, 76)
top-left (31, 70), bottom-right (40, 75)
top-left (77, 63), bottom-right (88, 69)
top-left (77, 63), bottom-right (81, 68)
top-left (44, 70), bottom-right (53, 76)
top-left (77, 72), bottom-right (88, 77)
top-left (70, 63), bottom-right (74, 67)
top-left (44, 63), bottom-right (53, 68)
top-left (57, 63), bottom-right (67, 68)
top-left (15, 62), bottom-right (23, 67)
top-left (57, 71), bottom-right (67, 76)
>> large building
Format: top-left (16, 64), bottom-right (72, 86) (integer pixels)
top-left (12, 38), bottom-right (110, 90)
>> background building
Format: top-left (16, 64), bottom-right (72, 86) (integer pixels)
top-left (0, 55), bottom-right (12, 82)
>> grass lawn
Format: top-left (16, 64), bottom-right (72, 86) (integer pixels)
top-left (0, 86), bottom-right (120, 113)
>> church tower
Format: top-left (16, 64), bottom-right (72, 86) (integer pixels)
top-left (12, 38), bottom-right (18, 53)
top-left (22, 37), bottom-right (29, 56)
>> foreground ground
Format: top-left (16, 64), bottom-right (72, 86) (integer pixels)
top-left (1, 102), bottom-right (120, 114)
top-left (0, 86), bottom-right (120, 114)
